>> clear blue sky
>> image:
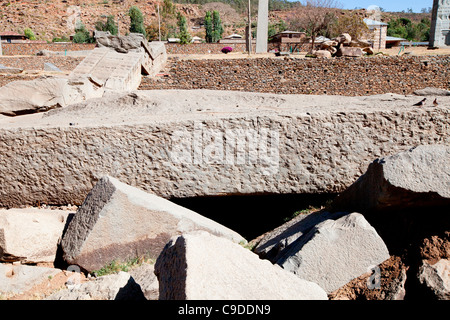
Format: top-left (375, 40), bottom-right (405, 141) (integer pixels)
top-left (338, 1), bottom-right (433, 13)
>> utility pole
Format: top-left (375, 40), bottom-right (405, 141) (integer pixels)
top-left (247, 0), bottom-right (252, 55)
top-left (158, 3), bottom-right (161, 41)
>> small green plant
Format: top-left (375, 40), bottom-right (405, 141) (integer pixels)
top-left (24, 28), bottom-right (36, 40)
top-left (92, 255), bottom-right (155, 277)
top-left (283, 205), bottom-right (321, 223)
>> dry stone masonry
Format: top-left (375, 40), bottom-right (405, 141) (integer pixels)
top-left (142, 55), bottom-right (450, 96)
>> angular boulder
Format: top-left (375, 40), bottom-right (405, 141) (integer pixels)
top-left (276, 212), bottom-right (390, 293)
top-left (336, 47), bottom-right (363, 57)
top-left (0, 77), bottom-right (72, 116)
top-left (0, 264), bottom-right (62, 297)
top-left (154, 231), bottom-right (328, 300)
top-left (253, 210), bottom-right (347, 262)
top-left (331, 145), bottom-right (450, 213)
top-left (314, 50), bottom-right (332, 59)
top-left (45, 271), bottom-right (146, 300)
top-left (61, 176), bottom-right (246, 273)
top-left (418, 259), bottom-right (450, 300)
top-left (0, 208), bottom-right (72, 264)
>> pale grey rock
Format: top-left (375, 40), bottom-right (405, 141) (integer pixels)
top-left (128, 262), bottom-right (159, 300)
top-left (154, 231), bottom-right (328, 300)
top-left (335, 33), bottom-right (352, 45)
top-left (0, 264), bottom-right (62, 296)
top-left (313, 50), bottom-right (332, 58)
top-left (61, 176), bottom-right (246, 273)
top-left (418, 259), bottom-right (450, 300)
top-left (336, 47), bottom-right (363, 57)
top-left (331, 145), bottom-right (450, 213)
top-left (44, 62), bottom-right (62, 72)
top-left (95, 32), bottom-right (146, 53)
top-left (276, 212), bottom-right (390, 293)
top-left (0, 90), bottom-right (449, 208)
top-left (45, 271), bottom-right (146, 300)
top-left (0, 77), bottom-right (71, 116)
top-left (0, 208), bottom-right (72, 264)
top-left (253, 210), bottom-right (347, 262)
top-left (413, 87), bottom-right (450, 96)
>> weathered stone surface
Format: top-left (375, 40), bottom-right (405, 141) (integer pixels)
top-left (331, 145), bottom-right (450, 214)
top-left (0, 208), bottom-right (72, 264)
top-left (0, 264), bottom-right (62, 296)
top-left (45, 271), bottom-right (146, 300)
top-left (61, 175), bottom-right (245, 272)
top-left (336, 47), bottom-right (363, 57)
top-left (43, 62), bottom-right (62, 72)
top-left (0, 77), bottom-right (71, 116)
top-left (154, 231), bottom-right (328, 300)
top-left (418, 258), bottom-right (450, 300)
top-left (128, 262), bottom-right (159, 300)
top-left (95, 32), bottom-right (146, 54)
top-left (253, 210), bottom-right (347, 262)
top-left (0, 90), bottom-right (449, 208)
top-left (276, 212), bottom-right (390, 293)
top-left (413, 87), bottom-right (450, 96)
top-left (335, 33), bottom-right (352, 45)
top-left (313, 50), bottom-right (332, 58)
top-left (329, 255), bottom-right (408, 300)
top-left (69, 47), bottom-right (144, 94)
top-left (320, 40), bottom-right (339, 49)
top-left (0, 64), bottom-right (23, 74)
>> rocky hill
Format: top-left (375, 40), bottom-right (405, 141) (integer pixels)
top-left (0, 0), bottom-right (431, 42)
top-left (0, 0), bottom-right (245, 41)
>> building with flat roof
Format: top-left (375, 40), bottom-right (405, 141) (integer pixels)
top-left (364, 19), bottom-right (388, 50)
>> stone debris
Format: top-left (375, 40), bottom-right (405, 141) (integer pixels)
top-left (331, 144), bottom-right (450, 214)
top-left (0, 34), bottom-right (167, 117)
top-left (0, 208), bottom-right (72, 264)
top-left (60, 176), bottom-right (246, 273)
top-left (0, 264), bottom-right (62, 297)
top-left (45, 271), bottom-right (146, 300)
top-left (275, 212), bottom-right (390, 293)
top-left (154, 231), bottom-right (328, 300)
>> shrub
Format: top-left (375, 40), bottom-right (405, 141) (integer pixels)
top-left (23, 28), bottom-right (36, 40)
top-left (221, 46), bottom-right (233, 54)
top-left (129, 6), bottom-right (146, 36)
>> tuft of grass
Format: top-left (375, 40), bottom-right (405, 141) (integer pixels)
top-left (92, 255), bottom-right (155, 277)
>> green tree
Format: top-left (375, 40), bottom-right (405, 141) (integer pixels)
top-left (204, 11), bottom-right (213, 43)
top-left (162, 0), bottom-right (176, 17)
top-left (95, 15), bottom-right (118, 35)
top-left (387, 17), bottom-right (430, 42)
top-left (330, 11), bottom-right (369, 40)
top-left (129, 6), bottom-right (146, 36)
top-left (268, 19), bottom-right (287, 39)
top-left (177, 12), bottom-right (191, 44)
top-left (73, 21), bottom-right (94, 43)
top-left (23, 28), bottom-right (36, 40)
top-left (212, 10), bottom-right (224, 42)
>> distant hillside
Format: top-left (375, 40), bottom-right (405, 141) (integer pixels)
top-left (0, 0), bottom-right (430, 42)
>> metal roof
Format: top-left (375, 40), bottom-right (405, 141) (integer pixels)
top-left (364, 18), bottom-right (388, 26)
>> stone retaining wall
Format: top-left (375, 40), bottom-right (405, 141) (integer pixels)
top-left (1, 43), bottom-right (96, 56)
top-left (141, 55), bottom-right (450, 96)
